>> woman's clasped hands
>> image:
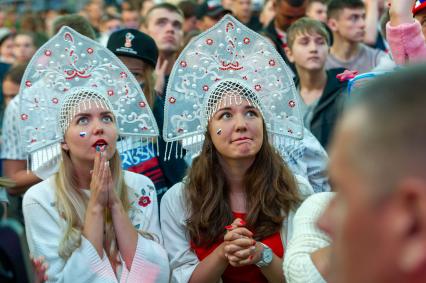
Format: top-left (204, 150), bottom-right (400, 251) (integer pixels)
top-left (89, 146), bottom-right (119, 211)
top-left (222, 218), bottom-right (264, 267)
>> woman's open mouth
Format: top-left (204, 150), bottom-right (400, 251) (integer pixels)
top-left (92, 139), bottom-right (108, 151)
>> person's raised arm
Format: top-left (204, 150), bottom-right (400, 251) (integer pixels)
top-left (3, 160), bottom-right (41, 195)
top-left (364, 0), bottom-right (380, 45)
top-left (386, 0), bottom-right (426, 64)
top-left (389, 0), bottom-right (416, 26)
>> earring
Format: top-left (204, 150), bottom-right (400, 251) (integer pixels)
top-left (216, 128), bottom-right (222, 135)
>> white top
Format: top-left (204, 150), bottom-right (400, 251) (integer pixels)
top-left (160, 175), bottom-right (318, 283)
top-left (284, 192), bottom-right (334, 283)
top-left (23, 170), bottom-right (170, 283)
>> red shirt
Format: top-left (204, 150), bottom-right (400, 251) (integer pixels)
top-left (191, 212), bottom-right (284, 283)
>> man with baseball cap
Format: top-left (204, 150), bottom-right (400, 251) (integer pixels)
top-left (107, 29), bottom-right (187, 202)
top-left (386, 0), bottom-right (426, 64)
top-left (107, 28), bottom-right (158, 86)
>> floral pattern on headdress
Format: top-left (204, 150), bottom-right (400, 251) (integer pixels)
top-left (163, 15), bottom-right (303, 152)
top-left (19, 26), bottom-right (159, 170)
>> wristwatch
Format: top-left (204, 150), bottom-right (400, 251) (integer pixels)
top-left (255, 243), bottom-right (273, 268)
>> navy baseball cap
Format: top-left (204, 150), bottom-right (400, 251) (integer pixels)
top-left (107, 28), bottom-right (158, 68)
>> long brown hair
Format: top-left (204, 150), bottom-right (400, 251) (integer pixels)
top-left (185, 123), bottom-right (301, 247)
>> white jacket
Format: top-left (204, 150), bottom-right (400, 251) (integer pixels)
top-left (160, 175), bottom-right (323, 283)
top-left (23, 171), bottom-right (170, 283)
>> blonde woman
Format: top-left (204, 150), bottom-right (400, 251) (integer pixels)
top-left (20, 27), bottom-right (169, 282)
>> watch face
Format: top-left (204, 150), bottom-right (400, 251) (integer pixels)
top-left (263, 245), bottom-right (273, 263)
top-left (256, 244), bottom-right (273, 267)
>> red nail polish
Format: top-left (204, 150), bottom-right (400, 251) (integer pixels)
top-left (225, 225), bottom-right (233, 230)
top-left (249, 255), bottom-right (253, 260)
top-left (239, 219), bottom-right (246, 225)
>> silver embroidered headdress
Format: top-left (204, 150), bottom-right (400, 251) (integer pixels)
top-left (163, 15), bottom-right (303, 156)
top-left (19, 26), bottom-right (159, 171)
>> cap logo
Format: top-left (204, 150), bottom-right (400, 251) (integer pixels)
top-left (124, 32), bottom-right (135, 48)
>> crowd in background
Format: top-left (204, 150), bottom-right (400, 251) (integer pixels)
top-left (1, 0), bottom-right (426, 282)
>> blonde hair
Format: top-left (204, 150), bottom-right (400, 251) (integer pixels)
top-left (55, 150), bottom-right (130, 260)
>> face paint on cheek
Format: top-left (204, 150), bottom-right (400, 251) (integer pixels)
top-left (79, 131), bottom-right (87, 137)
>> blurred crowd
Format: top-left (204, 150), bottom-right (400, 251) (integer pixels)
top-left (1, 0), bottom-right (426, 282)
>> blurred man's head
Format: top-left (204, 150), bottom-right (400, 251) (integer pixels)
top-left (0, 29), bottom-right (14, 64)
top-left (140, 0), bottom-right (155, 18)
top-left (100, 14), bottom-right (122, 38)
top-left (142, 3), bottom-right (184, 56)
top-left (178, 0), bottom-right (199, 34)
top-left (2, 64), bottom-right (26, 106)
top-left (259, 0), bottom-right (276, 27)
top-left (122, 9), bottom-right (140, 29)
top-left (286, 17), bottom-right (329, 72)
top-left (84, 0), bottom-right (104, 26)
top-left (274, 0), bottom-right (307, 31)
top-left (222, 0), bottom-right (234, 10)
top-left (196, 0), bottom-right (231, 31)
top-left (232, 0), bottom-right (253, 23)
top-left (306, 0), bottom-right (328, 23)
top-left (319, 66), bottom-right (426, 283)
top-left (327, 0), bottom-right (365, 44)
top-left (52, 14), bottom-right (96, 39)
top-left (13, 33), bottom-right (36, 64)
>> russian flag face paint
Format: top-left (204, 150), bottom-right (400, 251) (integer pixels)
top-left (79, 131), bottom-right (87, 137)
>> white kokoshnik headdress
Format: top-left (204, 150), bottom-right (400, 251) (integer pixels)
top-left (19, 26), bottom-right (159, 171)
top-left (163, 15), bottom-right (303, 157)
top-left (163, 15), bottom-right (303, 158)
